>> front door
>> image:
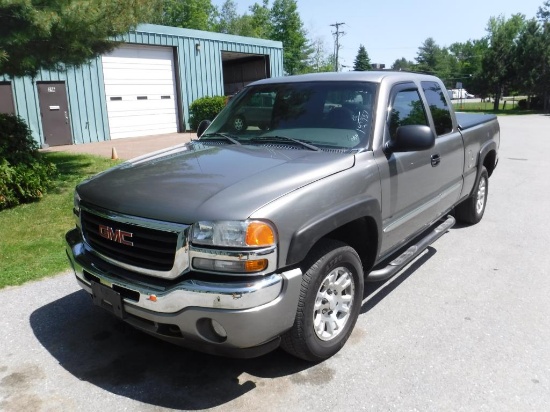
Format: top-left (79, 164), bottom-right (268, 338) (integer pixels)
top-left (37, 82), bottom-right (72, 146)
top-left (378, 83), bottom-right (443, 255)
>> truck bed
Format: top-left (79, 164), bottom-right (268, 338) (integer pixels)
top-left (456, 112), bottom-right (497, 130)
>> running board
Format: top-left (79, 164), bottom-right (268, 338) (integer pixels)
top-left (366, 215), bottom-right (455, 282)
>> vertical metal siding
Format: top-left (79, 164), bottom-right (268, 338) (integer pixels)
top-left (9, 25), bottom-right (283, 144)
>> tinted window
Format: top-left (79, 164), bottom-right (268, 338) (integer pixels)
top-left (421, 81), bottom-right (453, 136)
top-left (389, 89), bottom-right (429, 139)
top-left (204, 81), bottom-right (377, 150)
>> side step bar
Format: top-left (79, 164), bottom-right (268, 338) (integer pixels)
top-left (366, 215), bottom-right (455, 282)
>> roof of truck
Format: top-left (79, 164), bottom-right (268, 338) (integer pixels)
top-left (251, 71), bottom-right (441, 86)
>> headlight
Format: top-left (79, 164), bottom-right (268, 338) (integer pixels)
top-left (73, 191), bottom-right (81, 216)
top-left (192, 220), bottom-right (276, 247)
top-left (73, 191), bottom-right (81, 228)
top-left (73, 190), bottom-right (80, 214)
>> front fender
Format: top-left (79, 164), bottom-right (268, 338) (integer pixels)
top-left (286, 197), bottom-right (382, 266)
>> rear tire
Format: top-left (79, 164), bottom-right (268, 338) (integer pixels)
top-left (455, 166), bottom-right (489, 224)
top-left (281, 239), bottom-right (364, 362)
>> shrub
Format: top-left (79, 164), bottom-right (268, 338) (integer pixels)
top-left (188, 96), bottom-right (226, 131)
top-left (517, 96), bottom-right (544, 110)
top-left (0, 114), bottom-right (56, 210)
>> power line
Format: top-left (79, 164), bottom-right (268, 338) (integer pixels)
top-left (330, 22), bottom-right (345, 71)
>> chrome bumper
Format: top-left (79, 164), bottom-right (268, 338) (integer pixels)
top-left (65, 228), bottom-right (302, 354)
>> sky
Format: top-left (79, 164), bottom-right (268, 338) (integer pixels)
top-left (212, 0), bottom-right (546, 70)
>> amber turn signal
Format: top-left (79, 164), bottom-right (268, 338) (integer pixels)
top-left (245, 222), bottom-right (275, 246)
top-left (245, 259), bottom-right (268, 272)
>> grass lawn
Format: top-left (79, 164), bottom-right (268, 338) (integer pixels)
top-left (452, 99), bottom-right (540, 115)
top-left (0, 152), bottom-right (120, 288)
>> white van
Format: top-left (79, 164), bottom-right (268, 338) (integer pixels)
top-left (448, 88), bottom-right (474, 99)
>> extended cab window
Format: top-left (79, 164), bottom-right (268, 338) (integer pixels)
top-left (389, 89), bottom-right (429, 139)
top-left (421, 81), bottom-right (453, 136)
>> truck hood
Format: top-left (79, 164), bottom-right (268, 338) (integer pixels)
top-left (77, 142), bottom-right (355, 223)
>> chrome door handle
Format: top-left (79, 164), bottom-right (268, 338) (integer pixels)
top-left (431, 154), bottom-right (441, 167)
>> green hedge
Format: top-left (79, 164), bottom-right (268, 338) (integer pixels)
top-left (189, 96), bottom-right (226, 131)
top-left (0, 114), bottom-right (56, 210)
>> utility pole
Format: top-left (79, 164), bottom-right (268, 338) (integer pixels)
top-left (330, 22), bottom-right (345, 72)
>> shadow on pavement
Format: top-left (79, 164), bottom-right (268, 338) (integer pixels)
top-left (29, 291), bottom-right (312, 410)
top-left (29, 248), bottom-right (436, 409)
top-left (361, 246), bottom-right (437, 314)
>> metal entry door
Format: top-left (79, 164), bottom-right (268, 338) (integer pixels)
top-left (0, 82), bottom-right (16, 114)
top-left (37, 82), bottom-right (72, 146)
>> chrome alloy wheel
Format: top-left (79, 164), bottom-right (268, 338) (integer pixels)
top-left (476, 177), bottom-right (487, 215)
top-left (233, 117), bottom-right (245, 131)
top-left (314, 267), bottom-right (355, 341)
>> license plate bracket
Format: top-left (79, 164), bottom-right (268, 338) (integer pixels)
top-left (91, 281), bottom-right (125, 319)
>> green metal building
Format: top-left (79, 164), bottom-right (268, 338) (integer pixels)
top-left (0, 24), bottom-right (283, 147)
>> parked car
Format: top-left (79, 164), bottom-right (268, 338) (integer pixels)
top-left (231, 92), bottom-right (275, 131)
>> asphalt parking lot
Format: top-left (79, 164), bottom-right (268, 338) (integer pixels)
top-left (1, 114), bottom-right (549, 411)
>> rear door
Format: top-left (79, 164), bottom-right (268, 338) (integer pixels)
top-left (420, 81), bottom-right (464, 216)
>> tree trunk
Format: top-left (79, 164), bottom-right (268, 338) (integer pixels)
top-left (493, 87), bottom-right (501, 111)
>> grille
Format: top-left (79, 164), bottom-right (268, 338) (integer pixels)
top-left (81, 210), bottom-right (178, 271)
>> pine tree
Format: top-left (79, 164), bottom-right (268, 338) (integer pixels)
top-left (353, 45), bottom-right (371, 71)
top-left (0, 0), bottom-right (162, 78)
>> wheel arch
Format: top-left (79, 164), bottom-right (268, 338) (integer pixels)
top-left (479, 140), bottom-right (498, 178)
top-left (286, 197), bottom-right (381, 274)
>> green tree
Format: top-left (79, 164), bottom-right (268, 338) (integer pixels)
top-left (514, 19), bottom-right (544, 105)
top-left (391, 57), bottom-right (416, 71)
top-left (448, 39), bottom-right (488, 96)
top-left (306, 37), bottom-right (334, 72)
top-left (433, 47), bottom-right (458, 83)
top-left (216, 0), bottom-right (240, 34)
top-left (269, 0), bottom-right (312, 75)
top-left (537, 1), bottom-right (550, 111)
top-left (538, 0), bottom-right (550, 20)
top-left (214, 0), bottom-right (270, 38)
top-left (415, 38), bottom-right (464, 83)
top-left (482, 14), bottom-right (525, 110)
top-left (416, 37), bottom-right (442, 74)
top-left (353, 45), bottom-right (371, 71)
top-left (247, 0), bottom-right (271, 38)
top-left (0, 0), bottom-right (162, 78)
top-left (154, 0), bottom-right (216, 30)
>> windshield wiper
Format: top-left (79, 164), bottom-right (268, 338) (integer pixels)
top-left (201, 132), bottom-right (241, 145)
top-left (250, 135), bottom-right (320, 151)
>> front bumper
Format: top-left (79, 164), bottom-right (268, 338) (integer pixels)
top-left (66, 228), bottom-right (302, 357)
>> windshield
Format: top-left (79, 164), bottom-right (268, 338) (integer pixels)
top-left (202, 81), bottom-right (377, 151)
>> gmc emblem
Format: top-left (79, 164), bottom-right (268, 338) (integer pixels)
top-left (98, 224), bottom-right (134, 246)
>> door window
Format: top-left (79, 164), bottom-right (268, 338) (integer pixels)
top-left (389, 89), bottom-right (429, 139)
top-left (421, 81), bottom-right (453, 136)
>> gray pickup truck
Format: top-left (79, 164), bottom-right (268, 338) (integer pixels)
top-left (66, 72), bottom-right (499, 362)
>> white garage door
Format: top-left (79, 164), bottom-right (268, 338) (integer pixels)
top-left (102, 45), bottom-right (179, 139)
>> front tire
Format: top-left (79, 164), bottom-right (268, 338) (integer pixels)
top-left (455, 166), bottom-right (489, 224)
top-left (281, 239), bottom-right (364, 362)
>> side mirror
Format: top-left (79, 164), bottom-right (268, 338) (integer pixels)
top-left (385, 125), bottom-right (435, 153)
top-left (196, 120), bottom-right (211, 138)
